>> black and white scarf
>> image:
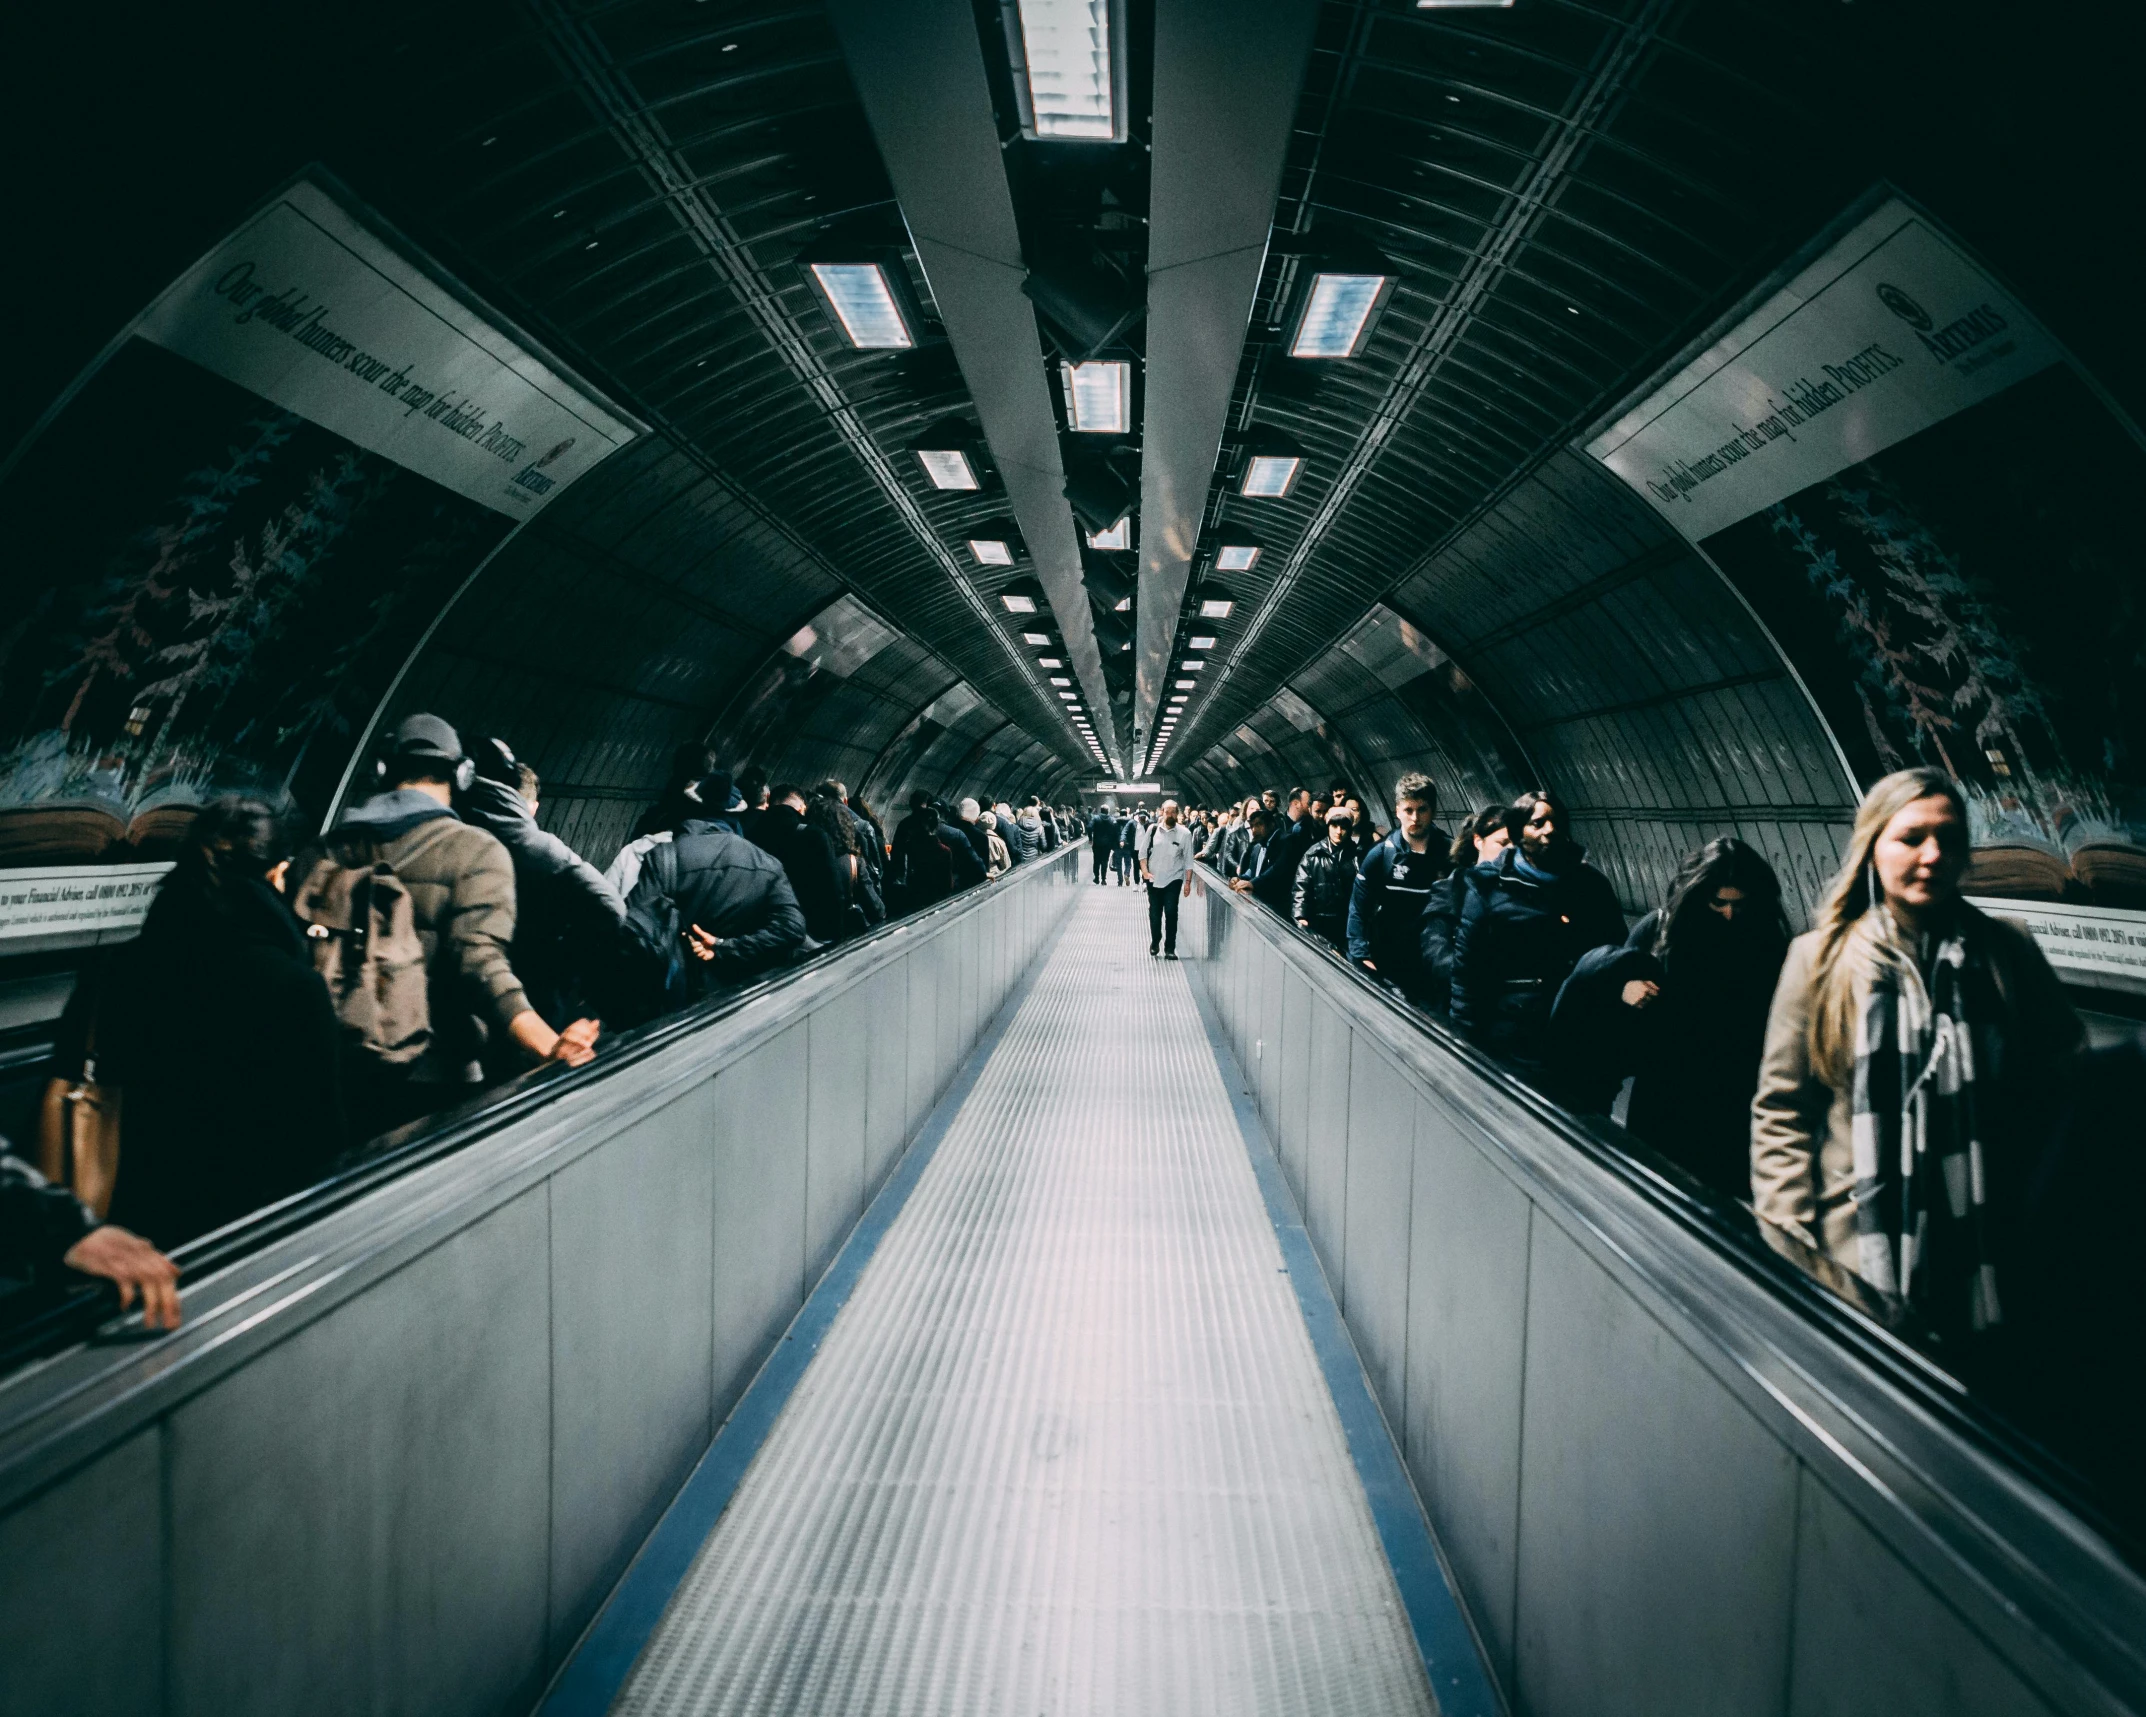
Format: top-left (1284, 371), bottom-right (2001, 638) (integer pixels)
top-left (1850, 922), bottom-right (2001, 1338)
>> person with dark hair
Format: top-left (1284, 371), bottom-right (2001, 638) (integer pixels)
top-left (753, 783), bottom-right (849, 944)
top-left (816, 784), bottom-right (884, 928)
top-left (294, 715), bottom-right (597, 1138)
top-left (460, 737), bottom-right (625, 1035)
top-left (1551, 838), bottom-right (1792, 1184)
top-left (632, 743), bottom-right (720, 841)
top-left (1249, 789), bottom-right (1316, 917)
top-left (1449, 789), bottom-right (1624, 1082)
top-left (818, 781), bottom-right (885, 915)
top-left (888, 790), bottom-right (955, 916)
top-left (734, 765), bottom-right (772, 846)
top-left (97, 797), bottom-right (346, 1246)
top-left (622, 804), bottom-right (807, 1002)
top-left (1418, 807), bottom-right (1514, 1014)
top-left (1348, 772), bottom-right (1449, 998)
top-left (1293, 807), bottom-right (1360, 950)
top-left (1087, 804), bottom-right (1117, 883)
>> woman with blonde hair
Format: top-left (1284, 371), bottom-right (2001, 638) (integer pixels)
top-left (1752, 767), bottom-right (2081, 1346)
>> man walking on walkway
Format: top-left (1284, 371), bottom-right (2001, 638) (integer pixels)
top-left (1139, 798), bottom-right (1198, 960)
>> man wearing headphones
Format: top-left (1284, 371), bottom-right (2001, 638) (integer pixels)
top-left (300, 714), bottom-right (597, 1136)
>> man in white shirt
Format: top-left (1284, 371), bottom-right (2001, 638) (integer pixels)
top-left (1139, 799), bottom-right (1198, 960)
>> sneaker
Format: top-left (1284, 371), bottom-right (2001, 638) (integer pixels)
top-left (1164, 951), bottom-right (1179, 961)
top-left (1149, 946), bottom-right (1160, 958)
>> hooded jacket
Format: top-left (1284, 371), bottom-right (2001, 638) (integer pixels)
top-left (623, 818), bottom-right (806, 996)
top-left (297, 789), bottom-right (530, 1085)
top-left (1449, 845), bottom-right (1625, 1076)
top-left (459, 776), bottom-right (624, 1026)
top-left (102, 871), bottom-right (345, 1247)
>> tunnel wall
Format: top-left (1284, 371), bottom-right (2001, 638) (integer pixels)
top-left (1189, 873), bottom-right (2146, 1717)
top-left (0, 846), bottom-right (1083, 1717)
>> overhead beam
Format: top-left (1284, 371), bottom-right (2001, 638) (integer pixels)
top-left (825, 0), bottom-right (1119, 773)
top-left (1134, 0), bottom-right (1320, 751)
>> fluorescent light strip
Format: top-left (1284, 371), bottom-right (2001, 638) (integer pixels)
top-left (1215, 544), bottom-right (1260, 572)
top-left (1199, 598), bottom-right (1234, 619)
top-left (1001, 592), bottom-right (1037, 613)
top-left (1174, 679), bottom-right (1195, 690)
top-left (1022, 631), bottom-right (1052, 645)
top-left (809, 262), bottom-right (914, 349)
top-left (969, 538), bottom-right (1014, 566)
top-left (1291, 273), bottom-right (1387, 359)
top-left (1062, 360), bottom-right (1130, 433)
top-left (1241, 455), bottom-right (1302, 498)
top-left (1015, 0), bottom-right (1118, 140)
top-left (918, 449), bottom-right (979, 490)
top-left (1189, 635), bottom-right (1217, 650)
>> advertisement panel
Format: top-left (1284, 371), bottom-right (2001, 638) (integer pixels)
top-left (0, 175), bottom-right (637, 936)
top-left (1588, 195), bottom-right (2146, 989)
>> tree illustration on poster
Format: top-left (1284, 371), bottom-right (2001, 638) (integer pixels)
top-left (1702, 366), bottom-right (2146, 908)
top-left (0, 338), bottom-right (511, 865)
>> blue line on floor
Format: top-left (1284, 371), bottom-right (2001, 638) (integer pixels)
top-left (1181, 949), bottom-right (1506, 1717)
top-left (538, 898), bottom-right (1082, 1717)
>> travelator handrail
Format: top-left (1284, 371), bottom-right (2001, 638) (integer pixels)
top-left (1194, 861), bottom-right (2146, 1716)
top-left (0, 841), bottom-right (1086, 1388)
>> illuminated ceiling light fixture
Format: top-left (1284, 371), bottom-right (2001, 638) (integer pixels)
top-left (1038, 655), bottom-right (1064, 667)
top-left (1287, 264), bottom-right (1396, 360)
top-left (1059, 691), bottom-right (1079, 701)
top-left (1174, 679), bottom-right (1196, 690)
top-left (913, 417), bottom-right (985, 490)
top-left (1197, 585), bottom-right (1237, 620)
top-left (1416, 0), bottom-right (1514, 8)
top-left (1050, 676), bottom-right (1073, 687)
top-left (1238, 430), bottom-right (1307, 498)
top-left (999, 577), bottom-right (1046, 615)
top-left (1189, 634), bottom-right (1217, 650)
top-left (1062, 359), bottom-right (1131, 433)
top-left (1001, 0), bottom-right (1126, 143)
top-left (1087, 516), bottom-right (1131, 551)
top-left (803, 257), bottom-right (918, 349)
top-left (1180, 659), bottom-right (1204, 671)
top-left (1214, 541), bottom-right (1261, 573)
top-left (970, 537), bottom-right (1014, 566)
top-left (1022, 631), bottom-right (1053, 645)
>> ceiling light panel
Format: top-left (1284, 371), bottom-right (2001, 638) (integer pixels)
top-left (919, 449), bottom-right (979, 490)
top-left (970, 538), bottom-right (1014, 565)
top-left (1062, 360), bottom-right (1131, 433)
top-left (1189, 635), bottom-right (1217, 649)
top-left (1038, 656), bottom-right (1063, 667)
top-left (808, 262), bottom-right (916, 349)
top-left (1215, 544), bottom-right (1260, 572)
top-left (1240, 455), bottom-right (1302, 498)
top-left (1006, 0), bottom-right (1125, 142)
top-left (1001, 591), bottom-right (1038, 613)
top-left (1199, 598), bottom-right (1235, 619)
top-left (1087, 517), bottom-right (1131, 550)
top-left (1289, 272), bottom-right (1391, 359)
top-left (1022, 631), bottom-right (1053, 645)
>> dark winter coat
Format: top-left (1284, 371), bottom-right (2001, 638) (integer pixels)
top-left (0, 1149), bottom-right (94, 1281)
top-left (1347, 829), bottom-right (1449, 989)
top-left (623, 818), bottom-right (806, 998)
top-left (459, 776), bottom-right (625, 1028)
top-left (1415, 871), bottom-right (1469, 1014)
top-left (754, 804), bottom-right (850, 943)
top-left (1253, 817), bottom-right (1317, 917)
top-left (101, 873), bottom-right (346, 1249)
top-left (1551, 908), bottom-right (1788, 1192)
top-left (1292, 840), bottom-right (1358, 942)
top-left (1449, 846), bottom-right (1626, 1078)
top-left (889, 810), bottom-right (955, 912)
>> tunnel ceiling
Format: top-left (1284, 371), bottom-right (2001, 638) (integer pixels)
top-left (4, 1), bottom-right (2139, 845)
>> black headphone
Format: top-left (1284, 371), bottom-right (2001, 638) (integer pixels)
top-left (371, 745), bottom-right (477, 794)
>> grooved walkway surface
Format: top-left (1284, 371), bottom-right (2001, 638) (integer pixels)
top-left (612, 888), bottom-right (1435, 1717)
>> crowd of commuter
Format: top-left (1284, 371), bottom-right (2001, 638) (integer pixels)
top-left (1183, 765), bottom-right (2107, 1376)
top-left (4, 716), bottom-right (1085, 1326)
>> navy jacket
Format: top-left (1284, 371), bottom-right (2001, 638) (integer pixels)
top-left (1449, 848), bottom-right (1625, 1075)
top-left (1346, 828), bottom-right (1449, 981)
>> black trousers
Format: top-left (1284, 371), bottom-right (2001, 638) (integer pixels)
top-left (1146, 879), bottom-right (1182, 952)
top-left (1091, 845), bottom-right (1110, 883)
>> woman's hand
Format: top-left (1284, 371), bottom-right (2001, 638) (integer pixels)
top-left (1621, 978), bottom-right (1661, 1009)
top-left (64, 1225), bottom-right (182, 1329)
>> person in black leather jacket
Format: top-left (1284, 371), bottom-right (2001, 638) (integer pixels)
top-left (622, 817), bottom-right (807, 1006)
top-left (1292, 808), bottom-right (1360, 949)
top-left (1450, 790), bottom-right (1625, 1081)
top-left (462, 741), bottom-right (625, 1031)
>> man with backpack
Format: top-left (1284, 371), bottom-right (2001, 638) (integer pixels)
top-left (293, 715), bottom-right (598, 1138)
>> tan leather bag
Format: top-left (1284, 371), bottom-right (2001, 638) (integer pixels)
top-left (39, 1008), bottom-right (122, 1219)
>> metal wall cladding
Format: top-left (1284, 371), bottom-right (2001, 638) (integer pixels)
top-left (1187, 452), bottom-right (1857, 919)
top-left (0, 849), bottom-right (1085, 1717)
top-left (1194, 880), bottom-right (2139, 1717)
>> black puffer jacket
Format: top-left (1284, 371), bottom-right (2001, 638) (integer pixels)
top-left (460, 776), bottom-right (625, 1027)
top-left (622, 819), bottom-right (806, 1000)
top-left (1292, 839), bottom-right (1357, 941)
top-left (1449, 847), bottom-right (1625, 1078)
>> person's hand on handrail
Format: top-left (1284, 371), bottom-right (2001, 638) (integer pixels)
top-left (64, 1225), bottom-right (182, 1330)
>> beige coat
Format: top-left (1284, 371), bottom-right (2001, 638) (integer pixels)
top-left (1751, 907), bottom-right (2080, 1272)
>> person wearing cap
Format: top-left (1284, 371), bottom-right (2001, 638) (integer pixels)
top-left (458, 737), bottom-right (626, 1036)
top-left (1138, 799), bottom-right (1197, 960)
top-left (302, 714), bottom-right (598, 1135)
top-left (1293, 805), bottom-right (1362, 952)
